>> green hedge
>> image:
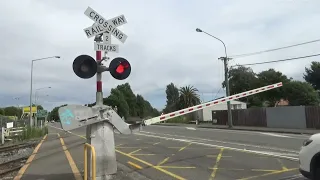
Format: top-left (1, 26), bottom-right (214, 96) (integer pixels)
top-left (166, 116), bottom-right (189, 123)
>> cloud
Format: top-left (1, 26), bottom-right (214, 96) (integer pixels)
top-left (0, 0), bottom-right (320, 111)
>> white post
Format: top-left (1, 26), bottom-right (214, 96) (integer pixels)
top-left (1, 127), bottom-right (4, 145)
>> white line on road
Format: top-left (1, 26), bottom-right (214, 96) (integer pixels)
top-left (277, 174), bottom-right (304, 180)
top-left (49, 124), bottom-right (299, 161)
top-left (136, 132), bottom-right (299, 161)
top-left (141, 131), bottom-right (300, 154)
top-left (260, 132), bottom-right (291, 138)
top-left (186, 127), bottom-right (196, 130)
top-left (151, 125), bottom-right (310, 139)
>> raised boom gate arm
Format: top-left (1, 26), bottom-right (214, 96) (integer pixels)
top-left (58, 82), bottom-right (283, 132)
top-left (143, 82), bottom-right (283, 126)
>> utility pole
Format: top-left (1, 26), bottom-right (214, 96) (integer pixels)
top-left (219, 57), bottom-right (233, 128)
top-left (196, 28), bottom-right (233, 128)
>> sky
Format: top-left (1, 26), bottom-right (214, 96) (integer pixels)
top-left (0, 0), bottom-right (320, 111)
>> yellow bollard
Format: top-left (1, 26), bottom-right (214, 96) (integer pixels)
top-left (84, 143), bottom-right (96, 180)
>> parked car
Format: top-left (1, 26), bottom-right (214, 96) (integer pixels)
top-left (299, 133), bottom-right (320, 179)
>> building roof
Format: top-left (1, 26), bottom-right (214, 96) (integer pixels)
top-left (202, 96), bottom-right (247, 104)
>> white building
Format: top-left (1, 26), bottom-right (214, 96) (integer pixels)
top-left (195, 100), bottom-right (247, 122)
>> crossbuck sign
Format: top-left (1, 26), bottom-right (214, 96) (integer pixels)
top-left (83, 7), bottom-right (127, 52)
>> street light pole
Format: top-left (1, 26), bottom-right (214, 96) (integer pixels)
top-left (29, 56), bottom-right (60, 127)
top-left (196, 28), bottom-right (233, 128)
top-left (34, 87), bottom-right (51, 127)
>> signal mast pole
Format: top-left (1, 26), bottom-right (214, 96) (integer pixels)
top-left (86, 35), bottom-right (117, 180)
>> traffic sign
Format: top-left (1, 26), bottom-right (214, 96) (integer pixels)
top-left (94, 42), bottom-right (119, 52)
top-left (83, 7), bottom-right (128, 43)
top-left (37, 109), bottom-right (47, 118)
top-left (103, 32), bottom-right (111, 44)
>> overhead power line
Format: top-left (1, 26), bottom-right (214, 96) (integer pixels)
top-left (233, 53), bottom-right (320, 67)
top-left (229, 39), bottom-right (320, 59)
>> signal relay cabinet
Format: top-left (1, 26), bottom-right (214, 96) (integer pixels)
top-left (58, 104), bottom-right (142, 134)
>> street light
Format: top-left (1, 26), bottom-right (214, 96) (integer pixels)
top-left (196, 28), bottom-right (233, 128)
top-left (29, 56), bottom-right (60, 127)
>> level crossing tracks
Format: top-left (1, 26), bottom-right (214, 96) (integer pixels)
top-left (0, 156), bottom-right (28, 177)
top-left (0, 142), bottom-right (38, 154)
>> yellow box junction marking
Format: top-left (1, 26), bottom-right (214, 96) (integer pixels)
top-left (128, 149), bottom-right (142, 155)
top-left (277, 158), bottom-right (288, 170)
top-left (178, 142), bottom-right (192, 152)
top-left (238, 168), bottom-right (298, 180)
top-left (209, 148), bottom-right (224, 180)
top-left (117, 149), bottom-right (187, 180)
top-left (207, 155), bottom-right (232, 158)
top-left (52, 125), bottom-right (298, 180)
top-left (153, 142), bottom-right (161, 145)
top-left (13, 134), bottom-right (47, 180)
top-left (208, 168), bottom-right (280, 172)
top-left (128, 161), bottom-right (143, 169)
top-left (63, 128), bottom-right (187, 180)
top-left (157, 157), bottom-right (170, 166)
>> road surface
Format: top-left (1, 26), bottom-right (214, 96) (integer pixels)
top-left (52, 123), bottom-right (309, 180)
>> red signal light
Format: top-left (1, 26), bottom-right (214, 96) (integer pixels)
top-left (109, 57), bottom-right (131, 80)
top-left (116, 64), bottom-right (124, 73)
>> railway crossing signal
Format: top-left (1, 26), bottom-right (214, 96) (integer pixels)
top-left (72, 55), bottom-right (131, 80)
top-left (58, 5), bottom-right (285, 180)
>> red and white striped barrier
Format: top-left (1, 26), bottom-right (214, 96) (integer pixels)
top-left (144, 82), bottom-right (283, 126)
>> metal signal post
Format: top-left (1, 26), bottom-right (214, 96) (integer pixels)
top-left (60, 6), bottom-right (131, 180)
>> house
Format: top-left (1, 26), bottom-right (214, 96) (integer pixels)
top-left (195, 98), bottom-right (247, 122)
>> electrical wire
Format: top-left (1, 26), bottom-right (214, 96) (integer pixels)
top-left (233, 53), bottom-right (320, 67)
top-left (229, 39), bottom-right (320, 59)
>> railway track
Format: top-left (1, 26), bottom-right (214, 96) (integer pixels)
top-left (0, 156), bottom-right (28, 176)
top-left (0, 142), bottom-right (37, 154)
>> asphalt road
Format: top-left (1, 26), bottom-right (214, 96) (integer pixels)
top-left (52, 123), bottom-right (309, 180)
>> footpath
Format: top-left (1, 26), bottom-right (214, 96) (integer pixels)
top-left (153, 123), bottom-right (320, 135)
top-left (13, 126), bottom-right (150, 180)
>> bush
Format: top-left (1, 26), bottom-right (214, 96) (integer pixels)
top-left (15, 126), bottom-right (48, 142)
top-left (166, 116), bottom-right (189, 123)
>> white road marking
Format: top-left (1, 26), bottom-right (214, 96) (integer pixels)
top-left (151, 125), bottom-right (310, 139)
top-left (277, 174), bottom-right (304, 180)
top-left (141, 131), bottom-right (300, 154)
top-left (136, 132), bottom-right (299, 161)
top-left (49, 125), bottom-right (299, 161)
top-left (260, 132), bottom-right (291, 138)
top-left (186, 127), bottom-right (196, 130)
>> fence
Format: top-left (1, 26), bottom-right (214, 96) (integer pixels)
top-left (211, 105), bottom-right (320, 129)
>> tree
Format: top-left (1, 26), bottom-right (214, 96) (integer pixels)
top-left (256, 69), bottom-right (291, 106)
top-left (136, 95), bottom-right (146, 118)
top-left (36, 105), bottom-right (44, 110)
top-left (48, 104), bottom-right (67, 121)
top-left (3, 106), bottom-right (21, 117)
top-left (304, 61), bottom-right (320, 91)
top-left (283, 81), bottom-right (319, 106)
top-left (116, 83), bottom-right (138, 116)
top-left (104, 88), bottom-right (130, 119)
top-left (178, 85), bottom-right (201, 109)
top-left (164, 83), bottom-right (179, 113)
top-left (223, 65), bottom-right (261, 107)
top-left (224, 66), bottom-right (258, 94)
top-left (0, 108), bottom-right (4, 115)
